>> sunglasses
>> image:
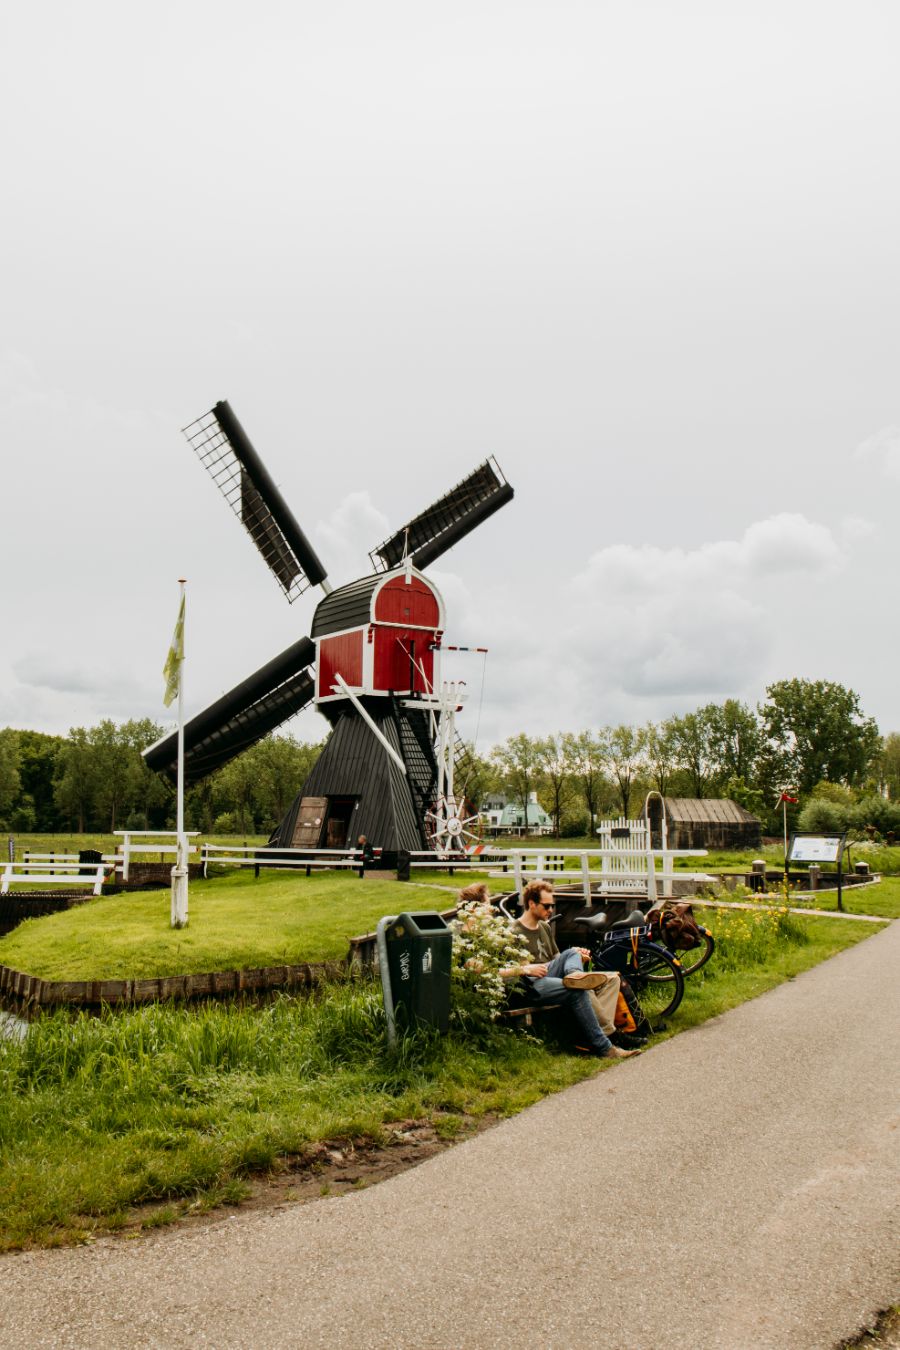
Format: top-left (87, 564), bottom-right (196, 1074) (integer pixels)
top-left (537, 899), bottom-right (555, 910)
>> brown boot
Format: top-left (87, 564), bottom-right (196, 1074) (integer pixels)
top-left (562, 971), bottom-right (608, 991)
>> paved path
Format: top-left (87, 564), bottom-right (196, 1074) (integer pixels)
top-left (3, 923), bottom-right (898, 1350)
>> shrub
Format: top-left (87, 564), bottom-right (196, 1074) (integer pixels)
top-left (797, 797), bottom-right (849, 833)
top-left (798, 793), bottom-right (900, 839)
top-left (449, 900), bottom-right (532, 1029)
top-left (213, 812), bottom-right (238, 834)
top-left (852, 795), bottom-right (900, 837)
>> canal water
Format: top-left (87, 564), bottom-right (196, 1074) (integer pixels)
top-left (0, 1008), bottom-right (29, 1041)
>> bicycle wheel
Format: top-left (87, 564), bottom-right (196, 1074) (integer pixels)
top-left (673, 928), bottom-right (715, 977)
top-left (630, 941), bottom-right (684, 1021)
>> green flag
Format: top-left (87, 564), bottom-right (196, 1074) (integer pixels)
top-left (163, 595), bottom-right (185, 707)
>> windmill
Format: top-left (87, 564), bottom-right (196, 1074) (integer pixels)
top-left (143, 401), bottom-right (514, 861)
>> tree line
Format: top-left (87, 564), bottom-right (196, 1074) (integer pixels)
top-left (0, 721), bottom-right (322, 837)
top-left (474, 679), bottom-right (894, 836)
top-left (0, 678), bottom-right (895, 839)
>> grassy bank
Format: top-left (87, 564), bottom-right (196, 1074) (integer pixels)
top-left (0, 872), bottom-right (477, 980)
top-left (0, 893), bottom-right (886, 1251)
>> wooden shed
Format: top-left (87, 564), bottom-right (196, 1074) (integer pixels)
top-left (646, 797), bottom-right (761, 851)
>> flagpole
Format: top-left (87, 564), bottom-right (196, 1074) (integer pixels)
top-left (171, 579), bottom-right (188, 928)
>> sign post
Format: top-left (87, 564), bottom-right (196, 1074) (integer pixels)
top-left (778, 789), bottom-right (799, 900)
top-left (788, 832), bottom-right (847, 912)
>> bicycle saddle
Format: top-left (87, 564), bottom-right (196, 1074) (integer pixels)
top-left (571, 911), bottom-right (608, 930)
top-left (606, 909), bottom-right (649, 930)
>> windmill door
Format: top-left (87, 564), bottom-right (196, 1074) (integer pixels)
top-left (290, 797), bottom-right (327, 848)
top-left (324, 797), bottom-right (357, 849)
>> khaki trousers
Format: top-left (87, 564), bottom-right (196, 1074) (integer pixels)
top-left (587, 971), bottom-right (622, 1034)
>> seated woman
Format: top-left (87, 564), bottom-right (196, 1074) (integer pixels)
top-left (456, 880), bottom-right (494, 915)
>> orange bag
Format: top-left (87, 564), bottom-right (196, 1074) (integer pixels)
top-left (614, 991), bottom-right (637, 1032)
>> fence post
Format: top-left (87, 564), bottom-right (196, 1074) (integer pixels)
top-left (580, 853), bottom-right (591, 906)
top-left (646, 848), bottom-right (658, 904)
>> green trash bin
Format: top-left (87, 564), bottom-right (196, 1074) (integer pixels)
top-left (384, 911), bottom-right (453, 1033)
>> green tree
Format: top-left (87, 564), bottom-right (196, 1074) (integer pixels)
top-left (247, 735), bottom-right (322, 831)
top-left (453, 744), bottom-right (502, 821)
top-left (561, 730), bottom-right (606, 834)
top-left (708, 699), bottom-right (761, 785)
top-left (54, 727), bottom-right (95, 832)
top-left (89, 720), bottom-right (136, 832)
top-left (492, 733), bottom-right (544, 826)
top-left (644, 720), bottom-right (677, 796)
top-left (212, 753), bottom-right (262, 835)
top-left (602, 724), bottom-right (647, 817)
top-left (535, 734), bottom-right (574, 836)
top-left (0, 729), bottom-right (22, 826)
top-left (121, 719), bottom-right (170, 827)
top-left (722, 774), bottom-right (766, 819)
top-left (877, 733), bottom-right (900, 800)
top-left (17, 730), bottom-right (65, 830)
top-left (759, 679), bottom-right (881, 797)
top-left (669, 709), bottom-right (718, 798)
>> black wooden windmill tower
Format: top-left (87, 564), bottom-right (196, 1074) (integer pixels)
top-left (143, 401), bottom-right (514, 862)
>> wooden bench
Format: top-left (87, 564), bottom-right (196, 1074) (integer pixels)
top-left (1, 862), bottom-right (109, 896)
top-left (499, 1001), bottom-right (562, 1028)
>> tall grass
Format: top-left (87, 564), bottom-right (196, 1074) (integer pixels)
top-left (700, 904), bottom-right (809, 972)
top-left (0, 985), bottom-right (597, 1248)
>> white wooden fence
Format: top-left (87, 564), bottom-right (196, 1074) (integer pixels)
top-left (1, 861), bottom-right (110, 896)
top-left (114, 831), bottom-right (199, 882)
top-left (488, 844), bottom-right (713, 906)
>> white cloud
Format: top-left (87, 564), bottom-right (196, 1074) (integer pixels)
top-left (9, 652), bottom-right (161, 728)
top-left (855, 426), bottom-right (900, 482)
top-left (414, 510), bottom-right (861, 743)
top-left (840, 515), bottom-right (877, 545)
top-left (313, 491), bottom-right (391, 587)
top-left (497, 512), bottom-right (851, 725)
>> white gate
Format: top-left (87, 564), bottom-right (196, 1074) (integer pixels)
top-left (595, 817), bottom-right (650, 893)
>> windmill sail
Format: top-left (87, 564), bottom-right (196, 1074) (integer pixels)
top-left (369, 457), bottom-right (514, 572)
top-left (183, 400), bottom-right (330, 602)
top-left (143, 636), bottom-right (316, 783)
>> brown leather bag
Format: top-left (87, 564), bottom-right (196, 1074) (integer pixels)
top-left (649, 900), bottom-right (703, 952)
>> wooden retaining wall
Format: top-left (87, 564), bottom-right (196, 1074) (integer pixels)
top-left (0, 893), bottom-right (94, 937)
top-left (0, 959), bottom-right (345, 1010)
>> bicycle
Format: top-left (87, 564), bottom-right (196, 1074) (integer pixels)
top-left (571, 908), bottom-right (685, 1024)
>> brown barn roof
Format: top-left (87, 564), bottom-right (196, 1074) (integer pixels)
top-left (664, 798), bottom-right (760, 825)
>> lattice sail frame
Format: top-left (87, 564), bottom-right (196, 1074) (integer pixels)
top-left (183, 408), bottom-right (316, 603)
top-left (369, 456), bottom-right (512, 572)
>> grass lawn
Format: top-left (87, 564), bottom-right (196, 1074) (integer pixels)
top-left (0, 871), bottom-right (477, 980)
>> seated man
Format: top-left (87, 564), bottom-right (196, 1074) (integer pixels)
top-left (503, 879), bottom-right (639, 1059)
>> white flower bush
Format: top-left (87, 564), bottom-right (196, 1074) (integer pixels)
top-left (449, 899), bottom-right (532, 1028)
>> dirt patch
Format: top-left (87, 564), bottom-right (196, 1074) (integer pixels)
top-left (840, 1306), bottom-right (900, 1348)
top-left (101, 1114), bottom-right (498, 1245)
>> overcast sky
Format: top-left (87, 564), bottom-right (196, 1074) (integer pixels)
top-left (2, 1), bottom-right (898, 754)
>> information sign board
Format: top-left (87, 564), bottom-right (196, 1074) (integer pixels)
top-left (788, 834), bottom-right (843, 864)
